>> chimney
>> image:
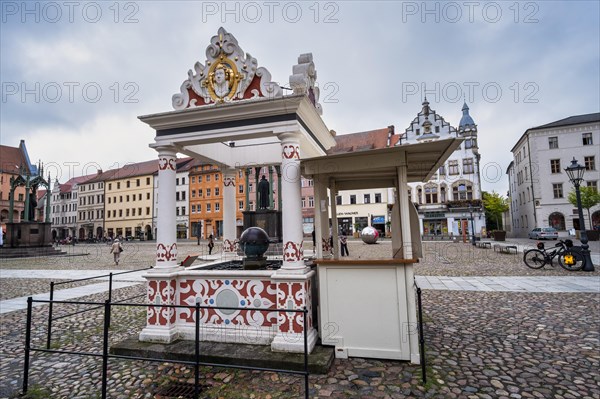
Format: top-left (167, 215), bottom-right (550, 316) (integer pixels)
top-left (97, 169), bottom-right (103, 175)
top-left (329, 129), bottom-right (337, 137)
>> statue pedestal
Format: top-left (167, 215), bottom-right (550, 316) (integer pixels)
top-left (243, 210), bottom-right (282, 242)
top-left (5, 222), bottom-right (53, 248)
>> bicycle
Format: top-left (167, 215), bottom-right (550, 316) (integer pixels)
top-left (523, 239), bottom-right (585, 271)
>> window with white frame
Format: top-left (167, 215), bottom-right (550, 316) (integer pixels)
top-left (463, 158), bottom-right (474, 174)
top-left (584, 156), bottom-right (595, 171)
top-left (448, 160), bottom-right (460, 175)
top-left (552, 183), bottom-right (563, 198)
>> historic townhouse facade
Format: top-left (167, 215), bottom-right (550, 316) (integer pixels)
top-left (0, 141), bottom-right (36, 227)
top-left (508, 113), bottom-right (600, 237)
top-left (175, 158), bottom-right (193, 239)
top-left (105, 160), bottom-right (157, 240)
top-left (76, 170), bottom-right (109, 240)
top-left (188, 163), bottom-right (247, 239)
top-left (398, 100), bottom-right (485, 237)
top-left (50, 175), bottom-right (94, 240)
top-left (333, 188), bottom-right (392, 235)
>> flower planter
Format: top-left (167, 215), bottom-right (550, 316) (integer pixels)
top-left (492, 231), bottom-right (506, 241)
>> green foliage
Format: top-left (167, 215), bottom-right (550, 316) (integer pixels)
top-left (483, 191), bottom-right (509, 230)
top-left (568, 186), bottom-right (600, 225)
top-left (13, 385), bottom-right (51, 399)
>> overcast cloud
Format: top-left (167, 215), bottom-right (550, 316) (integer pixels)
top-left (1, 1), bottom-right (599, 194)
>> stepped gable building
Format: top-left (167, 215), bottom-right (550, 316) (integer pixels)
top-left (394, 99), bottom-right (485, 238)
top-left (507, 112), bottom-right (600, 237)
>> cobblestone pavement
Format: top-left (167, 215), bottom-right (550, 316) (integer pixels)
top-left (0, 241), bottom-right (599, 398)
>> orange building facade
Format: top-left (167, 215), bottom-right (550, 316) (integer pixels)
top-left (189, 163), bottom-right (247, 239)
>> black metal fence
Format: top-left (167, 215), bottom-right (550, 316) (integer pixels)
top-left (46, 267), bottom-right (152, 349)
top-left (414, 280), bottom-right (427, 384)
top-left (24, 297), bottom-right (310, 399)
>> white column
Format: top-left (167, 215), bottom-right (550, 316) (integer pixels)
top-left (278, 132), bottom-right (305, 272)
top-left (139, 145), bottom-right (179, 344)
top-left (222, 168), bottom-right (237, 253)
top-left (155, 146), bottom-right (178, 269)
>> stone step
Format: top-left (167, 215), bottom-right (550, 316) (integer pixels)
top-left (111, 337), bottom-right (334, 374)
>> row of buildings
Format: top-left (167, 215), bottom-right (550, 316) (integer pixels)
top-left (1, 101), bottom-right (486, 241)
top-left (3, 108), bottom-right (596, 242)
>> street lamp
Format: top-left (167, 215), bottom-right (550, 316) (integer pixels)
top-left (565, 157), bottom-right (594, 272)
top-left (468, 205), bottom-right (476, 246)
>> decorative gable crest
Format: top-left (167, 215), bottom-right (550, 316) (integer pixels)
top-left (289, 53), bottom-right (322, 115)
top-left (172, 27), bottom-right (282, 110)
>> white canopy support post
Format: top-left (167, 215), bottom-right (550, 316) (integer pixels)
top-left (313, 175), bottom-right (328, 258)
top-left (397, 164), bottom-right (413, 260)
top-left (329, 178), bottom-right (339, 260)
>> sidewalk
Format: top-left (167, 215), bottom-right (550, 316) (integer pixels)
top-left (415, 275), bottom-right (600, 293)
top-left (0, 269), bottom-right (147, 315)
top-left (2, 269), bottom-right (599, 315)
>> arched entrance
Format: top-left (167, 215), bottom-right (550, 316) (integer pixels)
top-left (145, 225), bottom-right (152, 240)
top-left (549, 212), bottom-right (565, 230)
top-left (96, 226), bottom-right (103, 239)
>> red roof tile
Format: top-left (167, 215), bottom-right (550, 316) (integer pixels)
top-left (327, 127), bottom-right (394, 155)
top-left (0, 144), bottom-right (28, 174)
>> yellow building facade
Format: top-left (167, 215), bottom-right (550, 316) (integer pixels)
top-left (104, 160), bottom-right (157, 240)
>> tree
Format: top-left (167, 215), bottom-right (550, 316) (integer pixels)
top-left (568, 186), bottom-right (600, 228)
top-left (483, 191), bottom-right (509, 230)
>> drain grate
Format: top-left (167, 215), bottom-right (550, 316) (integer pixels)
top-left (154, 382), bottom-right (207, 398)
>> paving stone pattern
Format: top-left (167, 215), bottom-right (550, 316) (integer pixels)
top-left (0, 241), bottom-right (598, 398)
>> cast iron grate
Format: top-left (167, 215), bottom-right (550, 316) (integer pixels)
top-left (154, 382), bottom-right (208, 398)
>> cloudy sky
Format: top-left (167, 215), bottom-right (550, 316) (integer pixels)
top-left (2, 1), bottom-right (599, 194)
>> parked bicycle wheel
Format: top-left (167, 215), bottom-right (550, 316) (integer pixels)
top-left (558, 249), bottom-right (585, 271)
top-left (523, 249), bottom-right (546, 269)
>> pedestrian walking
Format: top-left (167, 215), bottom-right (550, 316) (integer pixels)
top-left (340, 230), bottom-right (349, 257)
top-left (110, 239), bottom-right (123, 265)
top-left (208, 234), bottom-right (215, 255)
